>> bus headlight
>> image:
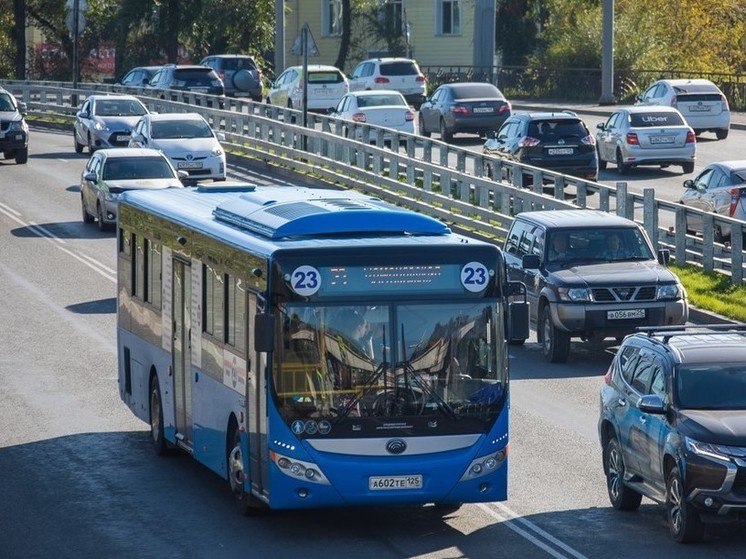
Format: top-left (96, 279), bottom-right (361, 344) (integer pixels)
top-left (460, 448), bottom-right (508, 481)
top-left (270, 450), bottom-right (331, 485)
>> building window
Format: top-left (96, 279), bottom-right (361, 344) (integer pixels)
top-left (322, 0), bottom-right (343, 37)
top-left (436, 0), bottom-right (461, 35)
top-left (380, 0), bottom-right (404, 36)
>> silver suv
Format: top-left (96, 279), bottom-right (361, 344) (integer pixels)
top-left (0, 87), bottom-right (29, 164)
top-left (348, 57), bottom-right (427, 109)
top-left (199, 54), bottom-right (263, 101)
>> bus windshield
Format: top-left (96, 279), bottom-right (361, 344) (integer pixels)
top-left (273, 301), bottom-right (506, 430)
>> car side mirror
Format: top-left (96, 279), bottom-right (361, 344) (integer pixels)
top-left (596, 122), bottom-right (605, 130)
top-left (657, 248), bottom-right (670, 266)
top-left (522, 254), bottom-right (540, 269)
top-left (639, 394), bottom-right (666, 414)
top-left (216, 132), bottom-right (226, 141)
top-left (79, 110), bottom-right (90, 119)
top-left (83, 171), bottom-right (97, 182)
top-left (486, 130), bottom-right (497, 140)
top-left (635, 94), bottom-right (643, 102)
top-left (177, 170), bottom-right (189, 181)
top-left (683, 179), bottom-right (695, 189)
top-left (17, 101), bottom-right (27, 116)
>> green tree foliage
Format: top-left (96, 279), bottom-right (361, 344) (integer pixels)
top-left (0, 4), bottom-right (15, 77)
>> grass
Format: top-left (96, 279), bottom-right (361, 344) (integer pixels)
top-left (670, 264), bottom-right (746, 323)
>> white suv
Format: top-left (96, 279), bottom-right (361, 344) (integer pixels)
top-left (635, 78), bottom-right (731, 140)
top-left (348, 57), bottom-right (427, 109)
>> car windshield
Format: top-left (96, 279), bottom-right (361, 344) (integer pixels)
top-left (151, 120), bottom-right (213, 139)
top-left (630, 111), bottom-right (685, 127)
top-left (0, 93), bottom-right (16, 112)
top-left (95, 99), bottom-right (147, 117)
top-left (676, 363), bottom-right (746, 409)
top-left (546, 227), bottom-right (653, 263)
top-left (104, 157), bottom-right (175, 180)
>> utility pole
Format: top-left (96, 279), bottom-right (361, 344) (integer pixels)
top-left (275, 0), bottom-right (285, 75)
top-left (599, 0), bottom-right (616, 105)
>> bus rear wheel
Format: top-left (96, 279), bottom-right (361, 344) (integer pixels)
top-left (149, 375), bottom-right (169, 456)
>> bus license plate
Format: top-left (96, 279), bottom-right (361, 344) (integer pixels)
top-left (369, 475), bottom-right (422, 490)
top-left (607, 309), bottom-right (645, 320)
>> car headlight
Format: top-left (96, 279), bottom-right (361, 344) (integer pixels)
top-left (656, 284), bottom-right (681, 300)
top-left (105, 192), bottom-right (120, 202)
top-left (211, 146), bottom-right (224, 157)
top-left (557, 287), bottom-right (590, 302)
top-left (8, 120), bottom-right (28, 132)
top-left (94, 120), bottom-right (108, 131)
top-left (685, 437), bottom-right (732, 462)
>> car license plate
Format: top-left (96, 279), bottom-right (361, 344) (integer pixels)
top-left (689, 105), bottom-right (711, 112)
top-left (369, 475), bottom-right (422, 490)
top-left (192, 87), bottom-right (208, 93)
top-left (115, 134), bottom-right (130, 142)
top-left (473, 107), bottom-right (494, 114)
top-left (178, 162), bottom-right (203, 169)
top-left (607, 309), bottom-right (645, 320)
top-left (649, 135), bottom-right (674, 144)
top-left (547, 148), bottom-right (573, 155)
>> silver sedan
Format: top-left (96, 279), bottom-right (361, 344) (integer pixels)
top-left (73, 94), bottom-right (149, 154)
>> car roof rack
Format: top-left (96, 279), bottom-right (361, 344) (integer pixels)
top-left (637, 324), bottom-right (746, 343)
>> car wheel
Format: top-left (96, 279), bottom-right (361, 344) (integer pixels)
top-left (87, 133), bottom-right (96, 154)
top-left (666, 465), bottom-right (705, 543)
top-left (419, 114), bottom-right (430, 137)
top-left (604, 437), bottom-right (642, 510)
top-left (615, 149), bottom-right (629, 175)
top-left (540, 306), bottom-right (570, 363)
top-left (439, 119), bottom-right (453, 143)
top-left (74, 132), bottom-right (84, 154)
top-left (96, 203), bottom-right (109, 232)
top-left (14, 148), bottom-right (28, 164)
top-left (597, 148), bottom-right (607, 170)
top-left (149, 375), bottom-right (169, 456)
top-left (682, 161), bottom-right (694, 174)
top-left (81, 195), bottom-right (94, 224)
top-left (716, 128), bottom-right (729, 140)
top-left (227, 420), bottom-right (266, 516)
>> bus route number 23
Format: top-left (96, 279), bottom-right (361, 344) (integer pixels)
top-left (461, 262), bottom-right (490, 293)
top-left (291, 265), bottom-right (321, 296)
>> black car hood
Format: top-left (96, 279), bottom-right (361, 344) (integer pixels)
top-left (549, 260), bottom-right (676, 286)
top-left (676, 410), bottom-right (746, 446)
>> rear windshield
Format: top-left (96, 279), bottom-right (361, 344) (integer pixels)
top-left (452, 84), bottom-right (503, 99)
top-left (528, 119), bottom-right (587, 139)
top-left (630, 112), bottom-right (685, 127)
top-left (380, 61), bottom-right (420, 76)
top-left (357, 94), bottom-right (406, 107)
top-left (173, 69), bottom-right (219, 84)
top-left (218, 58), bottom-right (257, 71)
top-left (308, 71), bottom-right (344, 84)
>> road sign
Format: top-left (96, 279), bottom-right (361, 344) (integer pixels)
top-left (290, 23), bottom-right (319, 57)
top-left (65, 0), bottom-right (87, 39)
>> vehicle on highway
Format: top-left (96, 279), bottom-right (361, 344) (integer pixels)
top-left (635, 78), bottom-right (731, 140)
top-left (199, 54), bottom-right (263, 101)
top-left (266, 64), bottom-right (348, 112)
top-left (419, 82), bottom-right (511, 142)
top-left (483, 111), bottom-right (598, 183)
top-left (73, 94), bottom-right (149, 154)
top-left (678, 160), bottom-right (746, 243)
top-left (328, 90), bottom-right (415, 142)
top-left (598, 324), bottom-right (746, 543)
top-left (144, 64), bottom-right (225, 106)
top-left (80, 147), bottom-right (184, 231)
top-left (0, 86), bottom-right (28, 164)
top-left (116, 184), bottom-right (529, 513)
top-left (128, 112), bottom-right (226, 181)
top-left (595, 105), bottom-right (696, 175)
top-left (116, 65), bottom-right (161, 90)
top-left (347, 57), bottom-right (427, 110)
top-left (503, 209), bottom-right (688, 363)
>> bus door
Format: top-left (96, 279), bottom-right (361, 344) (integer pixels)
top-left (172, 257), bottom-right (193, 447)
top-left (247, 293), bottom-right (269, 501)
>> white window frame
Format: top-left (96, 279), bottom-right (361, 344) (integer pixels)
top-left (322, 0), bottom-right (343, 37)
top-left (435, 0), bottom-right (461, 36)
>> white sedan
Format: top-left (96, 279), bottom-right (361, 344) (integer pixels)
top-left (328, 90), bottom-right (415, 143)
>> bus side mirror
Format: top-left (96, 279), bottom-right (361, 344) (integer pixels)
top-left (254, 313), bottom-right (275, 352)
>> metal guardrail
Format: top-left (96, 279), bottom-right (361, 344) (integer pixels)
top-left (6, 80), bottom-right (745, 284)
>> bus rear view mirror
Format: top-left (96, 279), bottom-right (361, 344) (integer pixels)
top-left (254, 313), bottom-right (275, 352)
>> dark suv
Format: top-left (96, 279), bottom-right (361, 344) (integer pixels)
top-left (145, 64), bottom-right (225, 106)
top-left (483, 111), bottom-right (598, 183)
top-left (199, 54), bottom-right (262, 101)
top-left (503, 210), bottom-right (688, 362)
top-left (598, 324), bottom-right (746, 543)
top-left (0, 87), bottom-right (29, 164)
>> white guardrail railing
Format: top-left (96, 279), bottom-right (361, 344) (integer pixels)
top-left (5, 80), bottom-right (744, 284)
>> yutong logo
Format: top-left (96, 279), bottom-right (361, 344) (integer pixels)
top-left (386, 439), bottom-right (407, 455)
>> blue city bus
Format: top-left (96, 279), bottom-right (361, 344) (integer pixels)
top-left (116, 183), bottom-right (528, 513)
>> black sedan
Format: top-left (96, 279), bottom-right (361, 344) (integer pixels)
top-left (418, 82), bottom-right (511, 142)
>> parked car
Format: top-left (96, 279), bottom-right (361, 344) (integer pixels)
top-left (347, 57), bottom-right (427, 109)
top-left (128, 112), bottom-right (226, 181)
top-left (503, 209), bottom-right (688, 362)
top-left (0, 86), bottom-right (28, 164)
top-left (144, 64), bottom-right (225, 106)
top-left (328, 90), bottom-right (415, 142)
top-left (199, 54), bottom-right (263, 101)
top-left (116, 66), bottom-right (161, 90)
top-left (418, 82), bottom-right (511, 142)
top-left (483, 111), bottom-right (598, 183)
top-left (73, 94), bottom-right (149, 154)
top-left (80, 147), bottom-right (184, 231)
top-left (635, 78), bottom-right (731, 140)
top-left (266, 64), bottom-right (348, 112)
top-left (598, 324), bottom-right (746, 543)
top-left (595, 105), bottom-right (696, 175)
top-left (679, 160), bottom-right (746, 242)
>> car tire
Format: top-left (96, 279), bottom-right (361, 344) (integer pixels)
top-left (604, 437), bottom-right (642, 511)
top-left (597, 148), bottom-right (607, 170)
top-left (439, 119), bottom-right (453, 143)
top-left (419, 114), bottom-right (430, 137)
top-left (666, 465), bottom-right (705, 543)
top-left (96, 203), bottom-right (110, 232)
top-left (682, 161), bottom-right (694, 174)
top-left (716, 128), bottom-right (729, 140)
top-left (149, 375), bottom-right (170, 456)
top-left (14, 148), bottom-right (28, 164)
top-left (81, 195), bottom-right (94, 224)
top-left (87, 133), bottom-right (96, 154)
top-left (74, 132), bottom-right (84, 154)
top-left (615, 149), bottom-right (630, 175)
top-left (540, 305), bottom-right (570, 363)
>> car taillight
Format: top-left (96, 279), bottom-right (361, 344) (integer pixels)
top-left (518, 136), bottom-right (541, 147)
top-left (451, 105), bottom-right (469, 115)
top-left (685, 130), bottom-right (696, 144)
top-left (498, 103), bottom-right (511, 114)
top-left (217, 70), bottom-right (225, 81)
top-left (404, 110), bottom-right (415, 121)
top-left (581, 134), bottom-right (596, 146)
top-left (604, 365), bottom-right (613, 384)
top-left (721, 94), bottom-right (730, 111)
top-left (352, 112), bottom-right (366, 123)
top-left (416, 75), bottom-right (426, 83)
top-left (626, 132), bottom-right (639, 145)
top-left (728, 188), bottom-right (744, 216)
top-left (670, 95), bottom-right (677, 107)
top-left (374, 77), bottom-right (390, 84)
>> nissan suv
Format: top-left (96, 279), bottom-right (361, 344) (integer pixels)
top-left (599, 324), bottom-right (746, 543)
top-left (347, 57), bottom-right (427, 109)
top-left (503, 210), bottom-right (688, 362)
top-left (144, 64), bottom-right (225, 107)
top-left (199, 54), bottom-right (263, 101)
top-left (0, 87), bottom-right (29, 164)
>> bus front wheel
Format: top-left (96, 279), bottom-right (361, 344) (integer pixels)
top-left (228, 422), bottom-right (267, 516)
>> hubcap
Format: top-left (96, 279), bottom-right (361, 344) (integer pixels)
top-left (669, 476), bottom-right (683, 533)
top-left (150, 388), bottom-right (161, 443)
top-left (608, 445), bottom-right (622, 501)
top-left (229, 444), bottom-right (244, 493)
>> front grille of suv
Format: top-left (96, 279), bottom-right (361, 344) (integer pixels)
top-left (591, 286), bottom-right (657, 302)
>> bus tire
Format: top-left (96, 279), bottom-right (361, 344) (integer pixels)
top-left (228, 420), bottom-right (267, 516)
top-left (149, 375), bottom-right (169, 456)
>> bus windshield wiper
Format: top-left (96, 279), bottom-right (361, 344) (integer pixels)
top-left (335, 328), bottom-right (389, 422)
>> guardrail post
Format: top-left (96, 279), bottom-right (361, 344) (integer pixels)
top-left (643, 188), bottom-right (658, 251)
top-left (553, 175), bottom-right (565, 201)
top-left (701, 214), bottom-right (716, 273)
top-left (731, 226), bottom-right (744, 284)
top-left (575, 180), bottom-right (587, 208)
top-left (599, 188), bottom-right (610, 212)
top-left (674, 207), bottom-right (688, 266)
top-left (615, 182), bottom-right (632, 219)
